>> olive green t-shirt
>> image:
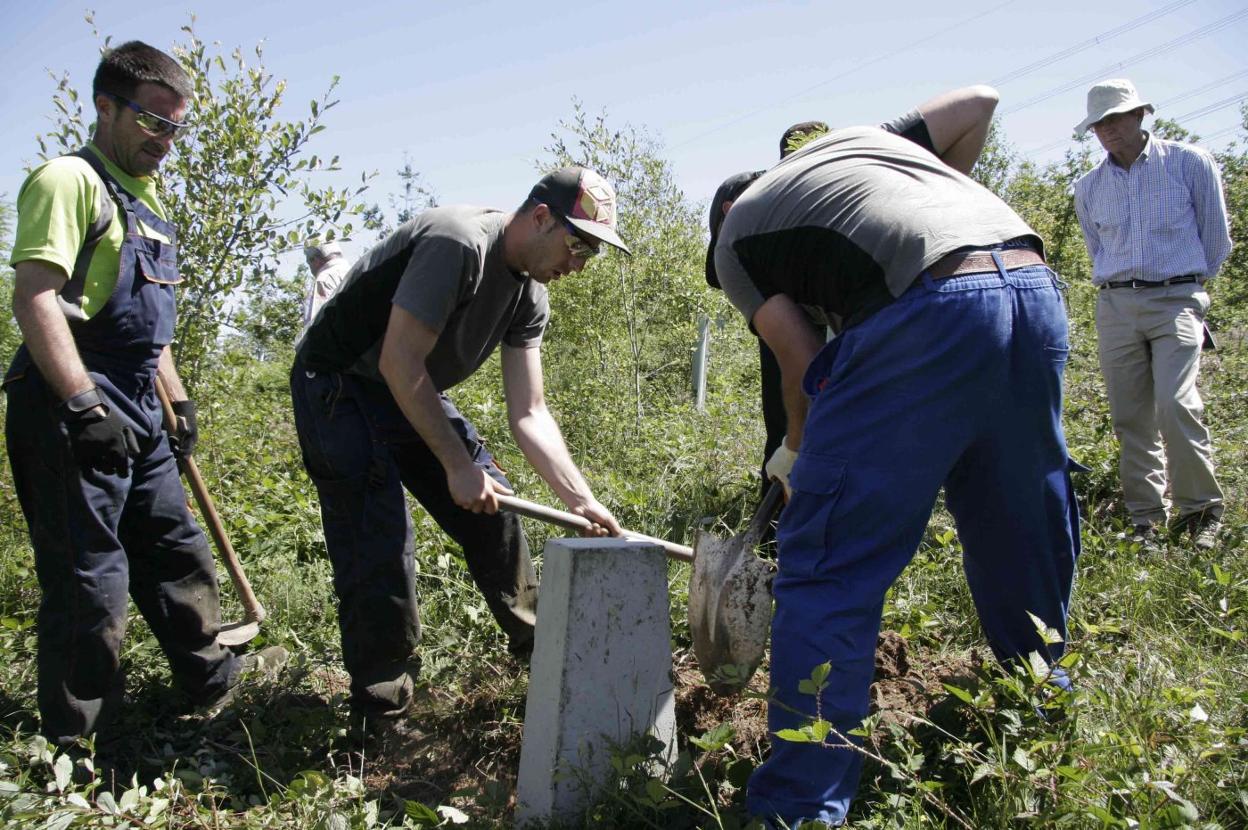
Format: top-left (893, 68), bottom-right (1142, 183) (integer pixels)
top-left (10, 143), bottom-right (171, 320)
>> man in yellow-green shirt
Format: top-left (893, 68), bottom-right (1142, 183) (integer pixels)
top-left (4, 41), bottom-right (283, 748)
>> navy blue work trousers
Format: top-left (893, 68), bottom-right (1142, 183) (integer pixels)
top-left (5, 368), bottom-right (238, 747)
top-left (747, 262), bottom-right (1081, 826)
top-left (289, 361), bottom-right (538, 715)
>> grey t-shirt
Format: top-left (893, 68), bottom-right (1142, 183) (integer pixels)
top-left (298, 206), bottom-right (549, 391)
top-left (714, 126), bottom-right (1040, 330)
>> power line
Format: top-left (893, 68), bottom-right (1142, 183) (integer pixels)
top-left (1156, 69), bottom-right (1248, 109)
top-left (1001, 9), bottom-right (1248, 116)
top-left (669, 0), bottom-right (1020, 151)
top-left (990, 0), bottom-right (1195, 86)
top-left (1171, 91), bottom-right (1248, 123)
top-left (1199, 122), bottom-right (1245, 143)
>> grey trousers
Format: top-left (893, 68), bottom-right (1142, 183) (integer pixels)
top-left (1096, 282), bottom-right (1222, 526)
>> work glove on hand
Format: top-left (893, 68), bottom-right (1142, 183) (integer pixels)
top-left (63, 400), bottom-right (139, 476)
top-left (765, 440), bottom-right (798, 500)
top-left (168, 399), bottom-right (198, 461)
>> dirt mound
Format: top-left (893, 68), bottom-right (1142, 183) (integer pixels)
top-left (869, 631), bottom-right (983, 732)
top-left (353, 633), bottom-right (984, 817)
top-left (673, 649), bottom-right (770, 756)
top-left (674, 631), bottom-right (984, 753)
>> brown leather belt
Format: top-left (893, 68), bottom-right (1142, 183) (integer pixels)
top-left (928, 247), bottom-right (1046, 280)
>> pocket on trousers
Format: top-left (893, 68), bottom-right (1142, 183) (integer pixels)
top-left (309, 467), bottom-right (373, 524)
top-left (779, 452), bottom-right (848, 579)
top-left (1045, 344), bottom-right (1071, 365)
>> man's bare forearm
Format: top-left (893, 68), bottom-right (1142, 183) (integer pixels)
top-left (753, 295), bottom-right (825, 451)
top-left (383, 357), bottom-right (475, 475)
top-left (511, 405), bottom-right (593, 506)
top-left (917, 84), bottom-right (999, 175)
top-left (12, 260), bottom-right (94, 403)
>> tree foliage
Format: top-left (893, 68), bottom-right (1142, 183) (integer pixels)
top-left (33, 15), bottom-right (371, 387)
top-left (970, 117), bottom-right (1016, 199)
top-left (541, 103), bottom-right (731, 429)
top-left (361, 153), bottom-right (438, 240)
top-left (0, 198), bottom-right (17, 364)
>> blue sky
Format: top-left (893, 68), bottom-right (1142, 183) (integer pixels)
top-left (2, 0), bottom-right (1245, 262)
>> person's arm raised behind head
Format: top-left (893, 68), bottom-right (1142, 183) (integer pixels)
top-left (915, 84), bottom-right (1000, 175)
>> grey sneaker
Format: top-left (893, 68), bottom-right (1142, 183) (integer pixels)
top-left (1172, 510), bottom-right (1222, 551)
top-left (1126, 523), bottom-right (1163, 554)
top-left (203, 645), bottom-right (289, 714)
top-left (1192, 518), bottom-right (1222, 551)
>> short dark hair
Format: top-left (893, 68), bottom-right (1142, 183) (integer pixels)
top-left (93, 40), bottom-right (193, 102)
top-left (779, 120), bottom-right (830, 159)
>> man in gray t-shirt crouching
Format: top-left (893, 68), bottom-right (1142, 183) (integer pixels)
top-left (291, 167), bottom-right (630, 730)
top-left (709, 87), bottom-right (1082, 827)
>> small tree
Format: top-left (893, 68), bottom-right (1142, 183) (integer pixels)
top-left (362, 153), bottom-right (438, 240)
top-left (542, 102), bottom-right (726, 432)
top-left (1213, 104), bottom-right (1248, 311)
top-left (1005, 138), bottom-right (1097, 279)
top-left (33, 15), bottom-right (371, 387)
top-left (971, 117), bottom-right (1016, 199)
top-left (226, 264), bottom-right (306, 363)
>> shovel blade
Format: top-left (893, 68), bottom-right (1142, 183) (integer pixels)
top-left (689, 529), bottom-right (774, 696)
top-left (217, 620), bottom-right (261, 647)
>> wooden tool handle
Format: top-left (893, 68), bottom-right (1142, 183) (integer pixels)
top-left (495, 494), bottom-right (694, 562)
top-left (155, 376), bottom-right (266, 624)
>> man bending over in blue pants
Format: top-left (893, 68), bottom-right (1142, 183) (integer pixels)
top-left (707, 85), bottom-right (1082, 826)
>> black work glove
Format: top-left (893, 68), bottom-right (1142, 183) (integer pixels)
top-left (63, 405), bottom-right (140, 476)
top-left (168, 399), bottom-right (198, 461)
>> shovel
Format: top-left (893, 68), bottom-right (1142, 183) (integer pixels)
top-left (688, 481), bottom-right (783, 695)
top-left (155, 376), bottom-right (265, 646)
top-left (495, 494), bottom-right (692, 561)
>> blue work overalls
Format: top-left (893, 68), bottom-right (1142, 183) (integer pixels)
top-left (747, 256), bottom-right (1082, 827)
top-left (4, 148), bottom-right (239, 747)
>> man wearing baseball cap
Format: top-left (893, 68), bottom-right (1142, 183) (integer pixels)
top-left (1073, 79), bottom-right (1232, 550)
top-left (290, 166), bottom-right (629, 735)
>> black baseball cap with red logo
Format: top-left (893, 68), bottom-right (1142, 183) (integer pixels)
top-left (529, 166), bottom-right (631, 255)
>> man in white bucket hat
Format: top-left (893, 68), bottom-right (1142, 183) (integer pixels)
top-left (1072, 79), bottom-right (1233, 551)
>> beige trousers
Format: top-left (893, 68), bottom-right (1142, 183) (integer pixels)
top-left (1096, 283), bottom-right (1222, 525)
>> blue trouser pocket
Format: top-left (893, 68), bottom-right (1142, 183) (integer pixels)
top-left (779, 452), bottom-right (847, 580)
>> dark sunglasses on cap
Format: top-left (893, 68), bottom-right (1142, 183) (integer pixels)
top-left (555, 213), bottom-right (600, 259)
top-left (108, 93), bottom-right (191, 139)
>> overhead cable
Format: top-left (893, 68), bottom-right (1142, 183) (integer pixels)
top-left (1001, 9), bottom-right (1248, 116)
top-left (1018, 71), bottom-right (1248, 158)
top-left (990, 0), bottom-right (1195, 86)
top-left (669, 0), bottom-right (1020, 151)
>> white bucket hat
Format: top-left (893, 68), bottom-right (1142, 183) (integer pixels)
top-left (1074, 79), bottom-right (1154, 136)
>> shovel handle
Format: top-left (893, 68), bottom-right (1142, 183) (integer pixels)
top-left (746, 481), bottom-right (786, 545)
top-left (495, 494), bottom-right (694, 562)
top-left (155, 376), bottom-right (266, 626)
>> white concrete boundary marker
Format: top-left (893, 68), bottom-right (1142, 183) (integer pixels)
top-left (515, 538), bottom-right (676, 827)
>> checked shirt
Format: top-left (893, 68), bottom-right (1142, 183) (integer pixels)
top-left (1074, 133), bottom-right (1231, 285)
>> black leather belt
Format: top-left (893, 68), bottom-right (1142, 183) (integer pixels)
top-left (1099, 275), bottom-right (1202, 289)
